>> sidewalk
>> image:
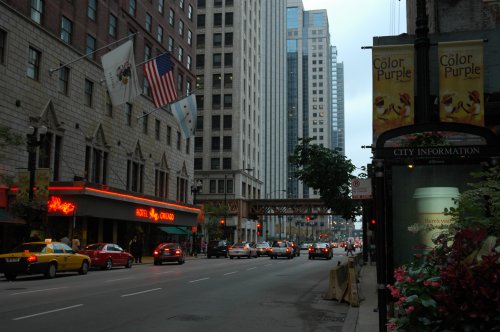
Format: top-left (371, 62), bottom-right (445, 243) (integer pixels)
top-left (342, 262), bottom-right (379, 332)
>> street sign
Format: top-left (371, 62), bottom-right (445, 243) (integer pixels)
top-left (351, 178), bottom-right (372, 199)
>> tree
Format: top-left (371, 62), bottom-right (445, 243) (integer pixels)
top-left (203, 202), bottom-right (230, 240)
top-left (289, 138), bottom-right (359, 219)
top-left (0, 125), bottom-right (24, 185)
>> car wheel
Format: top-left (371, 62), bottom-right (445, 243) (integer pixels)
top-left (5, 273), bottom-right (17, 281)
top-left (126, 258), bottom-right (133, 268)
top-left (79, 261), bottom-right (89, 275)
top-left (230, 256), bottom-right (234, 259)
top-left (103, 259), bottom-right (113, 270)
top-left (45, 263), bottom-right (57, 278)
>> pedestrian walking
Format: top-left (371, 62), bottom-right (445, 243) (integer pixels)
top-left (129, 235), bottom-right (141, 263)
top-left (346, 240), bottom-right (355, 256)
top-left (71, 235), bottom-right (80, 251)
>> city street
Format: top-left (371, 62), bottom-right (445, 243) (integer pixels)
top-left (0, 249), bottom-right (352, 332)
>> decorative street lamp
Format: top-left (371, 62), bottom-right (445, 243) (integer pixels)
top-left (26, 125), bottom-right (48, 201)
top-left (190, 179), bottom-right (203, 256)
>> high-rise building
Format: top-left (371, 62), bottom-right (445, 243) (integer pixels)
top-left (330, 46), bottom-right (345, 154)
top-left (0, 0), bottom-right (198, 251)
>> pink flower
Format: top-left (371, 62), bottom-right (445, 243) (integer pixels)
top-left (387, 322), bottom-right (397, 330)
top-left (431, 281), bottom-right (441, 287)
top-left (423, 280), bottom-right (431, 286)
top-left (405, 305), bottom-right (415, 314)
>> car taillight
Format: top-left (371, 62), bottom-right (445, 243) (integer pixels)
top-left (153, 250), bottom-right (159, 255)
top-left (175, 250), bottom-right (181, 255)
top-left (269, 248), bottom-right (273, 252)
top-left (309, 248), bottom-right (313, 251)
top-left (228, 246), bottom-right (232, 250)
top-left (27, 255), bottom-right (37, 263)
top-left (322, 248), bottom-right (327, 252)
top-left (286, 248), bottom-right (290, 252)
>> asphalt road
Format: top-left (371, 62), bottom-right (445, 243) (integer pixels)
top-left (0, 249), bottom-right (352, 332)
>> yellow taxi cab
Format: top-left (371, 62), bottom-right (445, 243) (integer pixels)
top-left (0, 240), bottom-right (91, 281)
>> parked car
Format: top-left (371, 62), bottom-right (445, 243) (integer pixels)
top-left (269, 240), bottom-right (294, 259)
top-left (79, 243), bottom-right (133, 270)
top-left (207, 240), bottom-right (229, 258)
top-left (0, 241), bottom-right (91, 280)
top-left (308, 242), bottom-right (333, 260)
top-left (254, 242), bottom-right (270, 256)
top-left (228, 242), bottom-right (258, 259)
top-left (153, 243), bottom-right (185, 265)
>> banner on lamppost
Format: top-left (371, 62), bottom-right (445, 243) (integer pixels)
top-left (34, 168), bottom-right (50, 202)
top-left (16, 170), bottom-right (30, 203)
top-left (351, 178), bottom-right (372, 199)
top-left (438, 40), bottom-right (484, 126)
top-left (372, 44), bottom-right (414, 143)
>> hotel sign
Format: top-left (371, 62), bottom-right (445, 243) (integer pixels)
top-left (135, 207), bottom-right (175, 222)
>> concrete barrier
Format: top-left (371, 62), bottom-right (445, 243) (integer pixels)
top-left (324, 263), bottom-right (349, 301)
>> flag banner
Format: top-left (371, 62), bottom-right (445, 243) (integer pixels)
top-left (101, 40), bottom-right (140, 106)
top-left (438, 40), bottom-right (484, 126)
top-left (16, 170), bottom-right (30, 203)
top-left (171, 94), bottom-right (197, 139)
top-left (144, 53), bottom-right (178, 108)
top-left (34, 168), bottom-right (50, 202)
top-left (372, 44), bottom-right (414, 143)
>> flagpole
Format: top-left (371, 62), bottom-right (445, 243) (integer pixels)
top-left (49, 33), bottom-right (138, 75)
top-left (136, 89), bottom-right (199, 119)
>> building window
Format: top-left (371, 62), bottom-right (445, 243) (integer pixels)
top-left (196, 116), bottom-right (203, 131)
top-left (155, 119), bottom-right (161, 141)
top-left (194, 137), bottom-right (203, 152)
top-left (213, 74), bottom-right (221, 89)
top-left (224, 74), bottom-right (232, 88)
top-left (225, 12), bottom-right (233, 26)
top-left (196, 95), bottom-right (204, 109)
top-left (166, 126), bottom-right (172, 145)
top-left (158, 0), bottom-right (164, 14)
top-left (218, 180), bottom-right (224, 193)
top-left (223, 158), bottom-right (231, 170)
top-left (213, 33), bottom-right (222, 48)
top-left (198, 0), bottom-right (206, 9)
top-left (85, 146), bottom-right (108, 184)
top-left (178, 20), bottom-right (184, 36)
top-left (224, 53), bottom-right (232, 66)
top-left (86, 34), bottom-right (96, 59)
top-left (186, 80), bottom-right (192, 94)
top-left (223, 115), bottom-right (232, 129)
top-left (109, 14), bottom-right (117, 37)
top-left (211, 158), bottom-right (220, 170)
top-left (225, 32), bottom-right (233, 46)
top-left (187, 30), bottom-right (192, 45)
top-left (176, 131), bottom-right (181, 150)
top-left (214, 0), bottom-right (222, 8)
top-left (212, 115), bottom-right (221, 130)
top-left (196, 54), bottom-right (204, 68)
top-left (58, 65), bottom-right (69, 95)
top-left (226, 0), bottom-right (234, 5)
top-left (179, 0), bottom-right (184, 9)
top-left (155, 169), bottom-right (169, 198)
top-left (209, 179), bottom-right (216, 193)
top-left (157, 25), bottom-right (163, 43)
top-left (212, 95), bottom-right (221, 109)
top-left (185, 137), bottom-right (190, 154)
top-left (197, 14), bottom-right (205, 28)
top-left (61, 16), bottom-right (72, 44)
top-left (178, 47), bottom-right (183, 62)
top-left (196, 75), bottom-right (204, 90)
top-left (187, 55), bottom-right (192, 70)
top-left (126, 103), bottom-right (132, 126)
top-left (31, 0), bottom-right (44, 24)
top-left (168, 36), bottom-right (174, 52)
top-left (27, 47), bottom-right (41, 80)
top-left (87, 0), bottom-right (97, 20)
top-left (169, 8), bottom-right (175, 26)
top-left (188, 5), bottom-right (193, 20)
top-left (177, 73), bottom-right (183, 92)
top-left (223, 136), bottom-right (232, 151)
top-left (213, 53), bottom-right (221, 67)
top-left (146, 13), bottom-right (152, 32)
top-left (194, 158), bottom-right (203, 170)
top-left (197, 34), bottom-right (205, 49)
top-left (144, 44), bottom-right (152, 61)
top-left (223, 94), bottom-right (232, 108)
top-left (106, 92), bottom-right (113, 117)
top-left (126, 160), bottom-right (144, 193)
top-left (0, 29), bottom-right (5, 64)
top-left (129, 0), bottom-right (136, 16)
top-left (142, 112), bottom-right (148, 134)
top-left (84, 79), bottom-right (94, 107)
top-left (37, 132), bottom-right (62, 181)
top-left (211, 137), bottom-right (220, 151)
top-left (214, 13), bottom-right (222, 27)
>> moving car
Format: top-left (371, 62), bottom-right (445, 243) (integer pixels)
top-left (228, 242), bottom-right (257, 259)
top-left (153, 243), bottom-right (185, 265)
top-left (255, 242), bottom-right (271, 256)
top-left (207, 240), bottom-right (229, 258)
top-left (0, 241), bottom-right (91, 280)
top-left (79, 243), bottom-right (133, 270)
top-left (308, 242), bottom-right (333, 260)
top-left (269, 240), bottom-right (294, 259)
top-left (289, 241), bottom-right (300, 257)
top-left (300, 243), bottom-right (311, 250)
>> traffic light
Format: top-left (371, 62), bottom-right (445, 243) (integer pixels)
top-left (219, 218), bottom-right (225, 225)
top-left (369, 219), bottom-right (376, 231)
top-left (257, 223), bottom-right (261, 236)
top-left (306, 215), bottom-right (311, 221)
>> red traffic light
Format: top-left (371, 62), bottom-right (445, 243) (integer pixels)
top-left (306, 216), bottom-right (311, 221)
top-left (220, 219), bottom-right (225, 225)
top-left (371, 219), bottom-right (376, 225)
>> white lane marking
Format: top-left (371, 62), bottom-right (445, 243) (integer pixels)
top-left (10, 287), bottom-right (68, 296)
top-left (121, 288), bottom-right (162, 298)
top-left (104, 277), bottom-right (135, 282)
top-left (246, 267), bottom-right (257, 270)
top-left (188, 277), bottom-right (209, 283)
top-left (224, 271), bottom-right (237, 275)
top-left (13, 304), bottom-right (83, 321)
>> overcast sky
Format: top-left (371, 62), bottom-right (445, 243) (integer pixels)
top-left (302, 0), bottom-right (407, 174)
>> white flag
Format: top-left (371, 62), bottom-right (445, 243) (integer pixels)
top-left (171, 94), bottom-right (197, 139)
top-left (101, 40), bottom-right (140, 106)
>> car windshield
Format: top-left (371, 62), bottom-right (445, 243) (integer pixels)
top-left (11, 243), bottom-right (47, 253)
top-left (272, 241), bottom-right (287, 248)
top-left (256, 244), bottom-right (268, 248)
top-left (232, 243), bottom-right (246, 248)
top-left (84, 244), bottom-right (103, 250)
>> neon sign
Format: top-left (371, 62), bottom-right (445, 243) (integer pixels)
top-left (135, 207), bottom-right (175, 222)
top-left (48, 196), bottom-right (76, 215)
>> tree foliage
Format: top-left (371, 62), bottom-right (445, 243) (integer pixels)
top-left (202, 202), bottom-right (229, 240)
top-left (289, 138), bottom-right (359, 219)
top-left (0, 125), bottom-right (24, 185)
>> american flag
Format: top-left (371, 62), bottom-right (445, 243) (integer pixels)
top-left (143, 53), bottom-right (178, 108)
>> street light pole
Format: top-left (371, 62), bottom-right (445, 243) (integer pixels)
top-left (26, 125), bottom-right (47, 201)
top-left (190, 179), bottom-right (202, 256)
